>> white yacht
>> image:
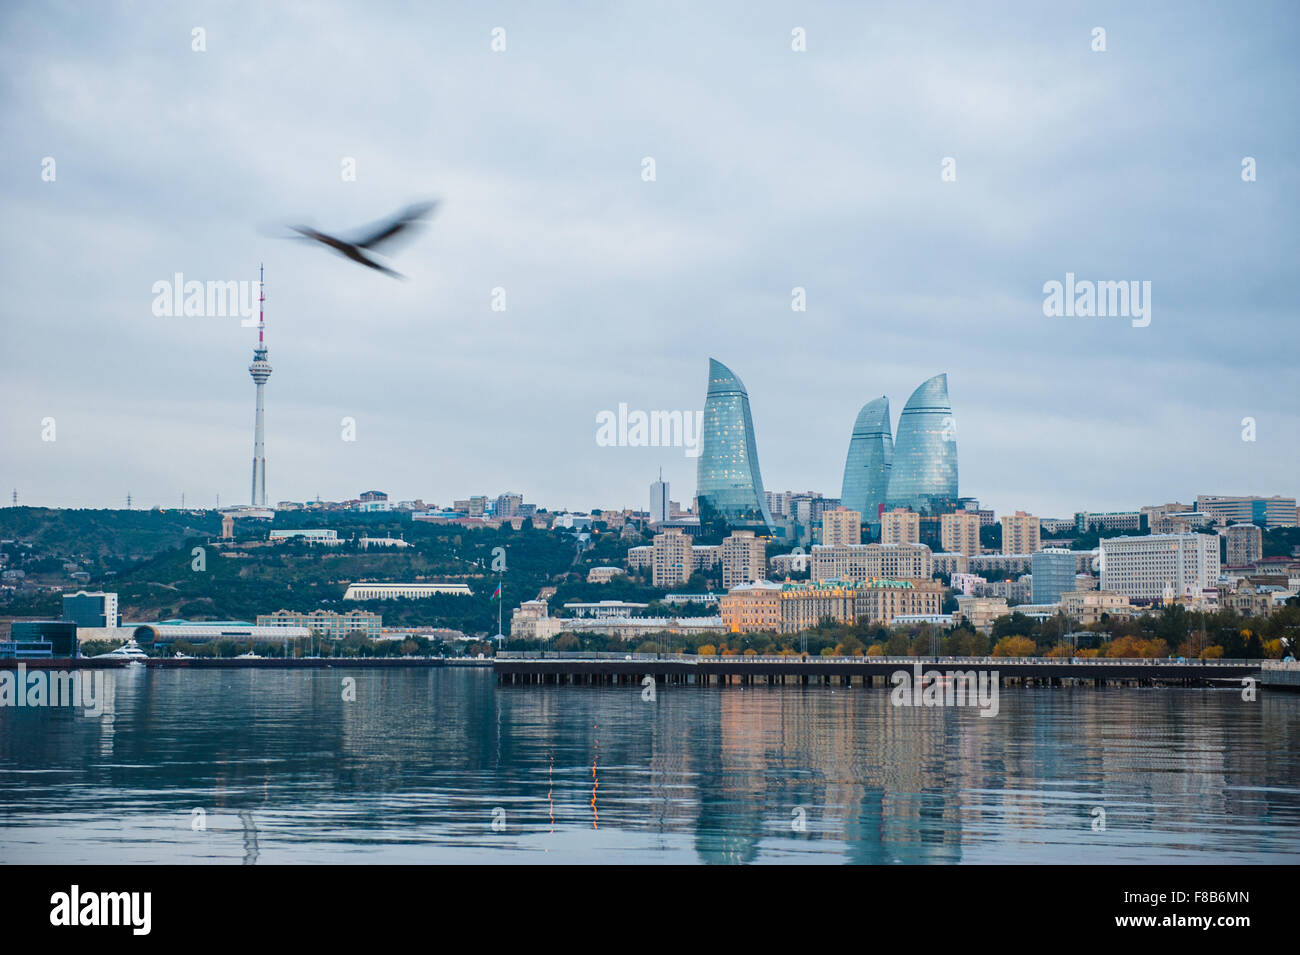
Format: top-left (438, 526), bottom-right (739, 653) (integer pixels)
top-left (93, 643), bottom-right (149, 666)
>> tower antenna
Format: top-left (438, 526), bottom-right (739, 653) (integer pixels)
top-left (248, 264), bottom-right (273, 507)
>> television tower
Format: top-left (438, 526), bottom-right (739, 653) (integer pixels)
top-left (248, 264), bottom-right (272, 506)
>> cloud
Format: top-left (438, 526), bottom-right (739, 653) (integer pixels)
top-left (1, 0), bottom-right (1296, 517)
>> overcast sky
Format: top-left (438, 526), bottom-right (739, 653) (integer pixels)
top-left (2, 1), bottom-right (1297, 519)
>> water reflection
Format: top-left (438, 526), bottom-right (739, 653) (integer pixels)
top-left (0, 669), bottom-right (1296, 864)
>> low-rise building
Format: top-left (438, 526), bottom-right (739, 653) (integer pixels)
top-left (269, 529), bottom-right (341, 545)
top-left (772, 578), bottom-right (944, 634)
top-left (342, 582), bottom-right (473, 600)
top-left (626, 546), bottom-right (653, 572)
top-left (720, 580), bottom-right (783, 633)
top-left (1075, 510), bottom-right (1143, 533)
top-left (954, 596), bottom-right (1009, 633)
top-left (358, 536), bottom-right (411, 549)
top-left (257, 609), bottom-right (382, 640)
top-left (131, 620), bottom-right (311, 647)
top-left (5, 620), bottom-right (78, 658)
top-left (891, 613), bottom-right (956, 627)
top-left (969, 553), bottom-right (1034, 576)
top-left (1196, 494), bottom-right (1298, 529)
top-left (1060, 589), bottom-right (1132, 625)
top-left (931, 552), bottom-right (969, 577)
top-left (562, 601), bottom-right (650, 619)
top-left (62, 590), bottom-right (120, 629)
top-left (810, 543), bottom-right (933, 582)
top-left (951, 572), bottom-right (985, 595)
top-left (560, 616), bottom-right (725, 640)
top-left (768, 552), bottom-right (806, 577)
top-left (660, 593), bottom-right (721, 606)
top-left (1219, 583), bottom-right (1290, 617)
top-left (510, 600), bottom-right (565, 640)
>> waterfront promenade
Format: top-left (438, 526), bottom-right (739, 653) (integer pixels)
top-left (495, 652), bottom-right (1290, 689)
top-left (0, 656), bottom-right (494, 670)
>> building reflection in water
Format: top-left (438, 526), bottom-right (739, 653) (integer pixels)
top-left (1, 669), bottom-right (1297, 863)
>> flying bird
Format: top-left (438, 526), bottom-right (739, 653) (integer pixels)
top-left (287, 201), bottom-right (437, 279)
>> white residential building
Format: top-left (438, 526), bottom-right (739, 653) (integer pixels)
top-left (1099, 533), bottom-right (1221, 601)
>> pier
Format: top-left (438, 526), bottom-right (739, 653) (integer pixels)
top-left (1, 657), bottom-right (493, 671)
top-left (495, 652), bottom-right (1272, 689)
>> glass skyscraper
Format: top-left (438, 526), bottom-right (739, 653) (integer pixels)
top-left (696, 358), bottom-right (775, 536)
top-left (886, 373), bottom-right (958, 516)
top-left (1031, 549), bottom-right (1077, 604)
top-left (840, 396), bottom-right (893, 526)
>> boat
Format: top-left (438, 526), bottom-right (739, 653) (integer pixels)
top-left (92, 643), bottom-right (149, 666)
top-left (235, 651), bottom-right (263, 660)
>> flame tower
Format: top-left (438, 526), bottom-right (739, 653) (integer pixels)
top-left (248, 265), bottom-right (272, 506)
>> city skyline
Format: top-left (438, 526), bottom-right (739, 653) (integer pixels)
top-left (2, 3), bottom-right (1297, 518)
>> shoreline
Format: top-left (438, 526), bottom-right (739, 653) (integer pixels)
top-left (0, 657), bottom-right (493, 670)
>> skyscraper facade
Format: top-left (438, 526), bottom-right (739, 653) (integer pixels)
top-left (840, 396), bottom-right (893, 526)
top-left (696, 359), bottom-right (775, 536)
top-left (886, 374), bottom-right (957, 516)
top-left (649, 471), bottom-right (669, 524)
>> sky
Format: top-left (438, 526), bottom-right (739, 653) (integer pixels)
top-left (1, 1), bottom-right (1297, 519)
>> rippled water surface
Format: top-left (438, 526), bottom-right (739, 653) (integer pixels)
top-left (2, 667), bottom-right (1297, 863)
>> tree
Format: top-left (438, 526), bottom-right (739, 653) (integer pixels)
top-left (992, 636), bottom-right (1036, 657)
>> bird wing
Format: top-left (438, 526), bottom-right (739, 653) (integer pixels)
top-left (290, 225), bottom-right (356, 255)
top-left (352, 201), bottom-right (438, 250)
top-left (351, 247), bottom-right (406, 280)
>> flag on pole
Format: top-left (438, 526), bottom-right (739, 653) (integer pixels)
top-left (490, 583), bottom-right (501, 601)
